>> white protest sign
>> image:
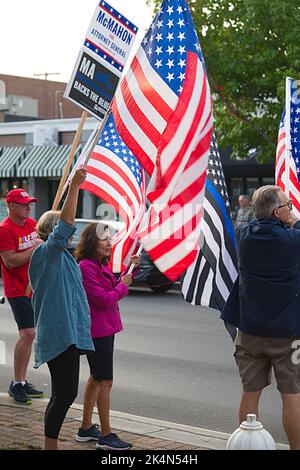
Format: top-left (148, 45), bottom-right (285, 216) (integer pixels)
top-left (65, 0), bottom-right (138, 120)
top-left (84, 0), bottom-right (138, 74)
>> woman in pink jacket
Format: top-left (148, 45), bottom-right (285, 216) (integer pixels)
top-left (74, 221), bottom-right (140, 451)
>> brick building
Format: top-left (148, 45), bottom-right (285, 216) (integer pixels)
top-left (0, 74), bottom-right (82, 122)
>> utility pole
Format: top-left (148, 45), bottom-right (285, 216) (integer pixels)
top-left (33, 72), bottom-right (61, 80)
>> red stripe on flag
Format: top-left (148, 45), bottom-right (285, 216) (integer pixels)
top-left (146, 209), bottom-right (203, 261)
top-left (120, 77), bottom-right (161, 146)
top-left (163, 241), bottom-right (199, 281)
top-left (131, 56), bottom-right (174, 122)
top-left (82, 181), bottom-right (130, 225)
top-left (156, 53), bottom-right (200, 186)
top-left (89, 152), bottom-right (141, 206)
top-left (85, 165), bottom-right (138, 219)
top-left (112, 100), bottom-right (155, 176)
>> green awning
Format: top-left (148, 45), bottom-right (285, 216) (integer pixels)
top-left (17, 145), bottom-right (82, 178)
top-left (0, 146), bottom-right (26, 178)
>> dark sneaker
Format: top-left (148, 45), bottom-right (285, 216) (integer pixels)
top-left (24, 381), bottom-right (44, 399)
top-left (8, 381), bottom-right (31, 405)
top-left (96, 433), bottom-right (133, 450)
top-left (76, 424), bottom-right (101, 442)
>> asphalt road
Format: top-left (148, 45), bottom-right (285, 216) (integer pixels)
top-left (0, 285), bottom-right (288, 444)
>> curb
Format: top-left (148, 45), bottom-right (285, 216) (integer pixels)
top-left (0, 393), bottom-right (289, 450)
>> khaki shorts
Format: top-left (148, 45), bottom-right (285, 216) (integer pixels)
top-left (234, 331), bottom-right (300, 394)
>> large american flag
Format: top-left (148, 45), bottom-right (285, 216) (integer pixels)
top-left (182, 135), bottom-right (238, 309)
top-left (81, 113), bottom-right (146, 272)
top-left (276, 78), bottom-right (300, 217)
top-left (112, 0), bottom-right (213, 281)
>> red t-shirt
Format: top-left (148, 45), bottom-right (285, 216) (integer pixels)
top-left (0, 217), bottom-right (37, 298)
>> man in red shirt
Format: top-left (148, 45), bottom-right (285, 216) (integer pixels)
top-left (0, 189), bottom-right (44, 404)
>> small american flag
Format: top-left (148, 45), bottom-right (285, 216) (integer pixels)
top-left (112, 0), bottom-right (213, 281)
top-left (81, 113), bottom-right (146, 272)
top-left (276, 79), bottom-right (300, 217)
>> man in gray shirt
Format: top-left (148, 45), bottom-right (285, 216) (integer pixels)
top-left (234, 195), bottom-right (254, 229)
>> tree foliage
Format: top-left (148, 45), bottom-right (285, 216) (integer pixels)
top-left (150, 0), bottom-right (300, 161)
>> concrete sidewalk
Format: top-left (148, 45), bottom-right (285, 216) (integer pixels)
top-left (0, 393), bottom-right (288, 451)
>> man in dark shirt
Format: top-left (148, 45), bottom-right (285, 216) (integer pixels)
top-left (222, 185), bottom-right (300, 449)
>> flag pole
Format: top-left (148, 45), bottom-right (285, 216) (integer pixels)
top-left (128, 244), bottom-right (143, 274)
top-left (285, 77), bottom-right (292, 197)
top-left (52, 111), bottom-right (88, 211)
top-left (60, 108), bottom-right (112, 202)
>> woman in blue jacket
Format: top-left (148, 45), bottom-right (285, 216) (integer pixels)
top-left (29, 168), bottom-right (94, 450)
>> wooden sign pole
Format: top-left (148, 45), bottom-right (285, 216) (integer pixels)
top-left (52, 110), bottom-right (88, 210)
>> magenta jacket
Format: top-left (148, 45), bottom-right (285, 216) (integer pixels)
top-left (79, 258), bottom-right (131, 338)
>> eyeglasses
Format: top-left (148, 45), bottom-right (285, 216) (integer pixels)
top-left (277, 201), bottom-right (293, 211)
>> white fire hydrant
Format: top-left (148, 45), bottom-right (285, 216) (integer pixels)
top-left (226, 414), bottom-right (276, 450)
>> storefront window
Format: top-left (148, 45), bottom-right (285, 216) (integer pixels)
top-left (230, 177), bottom-right (244, 213)
top-left (245, 177), bottom-right (260, 197)
top-left (0, 179), bottom-right (28, 197)
top-left (262, 177), bottom-right (275, 186)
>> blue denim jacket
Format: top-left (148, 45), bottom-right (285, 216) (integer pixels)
top-left (29, 220), bottom-right (94, 368)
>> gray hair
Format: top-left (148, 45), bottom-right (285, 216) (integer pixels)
top-left (36, 211), bottom-right (60, 241)
top-left (252, 185), bottom-right (282, 219)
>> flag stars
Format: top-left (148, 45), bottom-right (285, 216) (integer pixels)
top-left (167, 5), bottom-right (174, 15)
top-left (177, 6), bottom-right (183, 14)
top-left (178, 45), bottom-right (186, 55)
top-left (179, 72), bottom-right (185, 81)
top-left (155, 59), bottom-right (163, 69)
top-left (167, 19), bottom-right (174, 28)
top-left (178, 32), bottom-right (185, 41)
top-left (156, 20), bottom-right (163, 29)
top-left (156, 33), bottom-right (163, 42)
top-left (178, 58), bottom-right (186, 68)
top-left (177, 19), bottom-right (185, 28)
top-left (167, 73), bottom-right (174, 82)
top-left (167, 59), bottom-right (175, 69)
top-left (155, 46), bottom-right (163, 55)
top-left (166, 45), bottom-right (174, 55)
top-left (167, 32), bottom-right (174, 41)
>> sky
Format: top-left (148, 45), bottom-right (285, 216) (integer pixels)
top-left (0, 0), bottom-right (153, 83)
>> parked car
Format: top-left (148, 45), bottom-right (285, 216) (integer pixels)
top-left (70, 219), bottom-right (175, 293)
